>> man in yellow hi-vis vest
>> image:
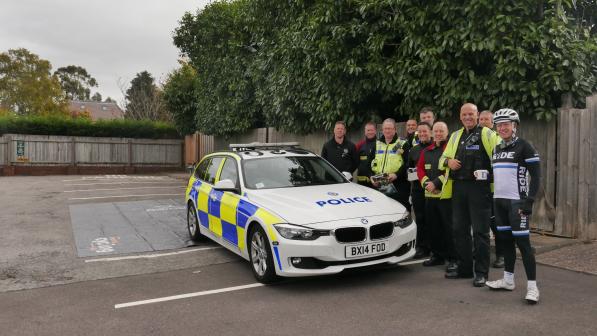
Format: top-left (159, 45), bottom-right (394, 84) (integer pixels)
top-left (439, 103), bottom-right (499, 287)
top-left (371, 118), bottom-right (409, 210)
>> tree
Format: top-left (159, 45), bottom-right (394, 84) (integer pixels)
top-left (163, 62), bottom-right (199, 135)
top-left (104, 97), bottom-right (115, 103)
top-left (54, 65), bottom-right (98, 101)
top-left (174, 0), bottom-right (597, 134)
top-left (0, 48), bottom-right (67, 116)
top-left (91, 92), bottom-right (102, 102)
top-left (122, 71), bottom-right (168, 121)
top-left (173, 0), bottom-right (263, 136)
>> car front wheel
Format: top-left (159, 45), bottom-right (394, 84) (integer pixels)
top-left (187, 204), bottom-right (204, 242)
top-left (249, 225), bottom-right (278, 283)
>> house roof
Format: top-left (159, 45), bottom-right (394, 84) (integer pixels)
top-left (69, 101), bottom-right (124, 120)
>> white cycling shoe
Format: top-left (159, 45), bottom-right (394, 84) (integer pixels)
top-left (525, 287), bottom-right (540, 304)
top-left (485, 278), bottom-right (515, 291)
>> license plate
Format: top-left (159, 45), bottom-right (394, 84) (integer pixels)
top-left (345, 241), bottom-right (388, 259)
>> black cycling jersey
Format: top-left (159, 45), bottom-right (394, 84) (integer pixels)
top-left (492, 137), bottom-right (540, 201)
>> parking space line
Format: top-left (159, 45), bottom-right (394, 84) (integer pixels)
top-left (65, 181), bottom-right (181, 186)
top-left (62, 175), bottom-right (166, 182)
top-left (115, 283), bottom-right (264, 309)
top-left (69, 193), bottom-right (183, 200)
top-left (64, 186), bottom-right (186, 193)
top-left (85, 247), bottom-right (223, 263)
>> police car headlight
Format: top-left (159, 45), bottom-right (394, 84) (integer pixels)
top-left (274, 224), bottom-right (329, 240)
top-left (394, 213), bottom-right (413, 228)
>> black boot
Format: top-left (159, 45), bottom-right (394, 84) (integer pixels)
top-left (423, 254), bottom-right (445, 267)
top-left (492, 255), bottom-right (505, 268)
top-left (414, 247), bottom-right (430, 259)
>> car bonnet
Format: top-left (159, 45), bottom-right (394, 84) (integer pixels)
top-left (244, 182), bottom-right (406, 226)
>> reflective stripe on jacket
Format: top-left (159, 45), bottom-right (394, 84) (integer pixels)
top-left (371, 136), bottom-right (406, 175)
top-left (439, 126), bottom-right (498, 189)
top-left (417, 141), bottom-right (451, 199)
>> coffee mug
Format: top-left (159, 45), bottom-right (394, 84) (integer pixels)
top-left (407, 168), bottom-right (418, 181)
top-left (474, 169), bottom-right (488, 180)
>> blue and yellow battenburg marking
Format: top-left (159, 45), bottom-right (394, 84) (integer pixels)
top-left (186, 175), bottom-right (285, 269)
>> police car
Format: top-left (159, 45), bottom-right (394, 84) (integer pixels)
top-left (185, 142), bottom-right (416, 283)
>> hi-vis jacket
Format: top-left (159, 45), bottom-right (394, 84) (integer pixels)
top-left (371, 134), bottom-right (406, 176)
top-left (417, 141), bottom-right (451, 199)
top-left (439, 126), bottom-right (499, 188)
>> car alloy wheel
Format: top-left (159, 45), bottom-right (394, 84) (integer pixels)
top-left (248, 225), bottom-right (278, 283)
top-left (187, 204), bottom-right (203, 242)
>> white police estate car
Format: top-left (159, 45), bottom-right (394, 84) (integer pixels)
top-left (185, 142), bottom-right (416, 283)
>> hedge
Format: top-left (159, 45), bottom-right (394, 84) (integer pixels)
top-left (0, 115), bottom-right (180, 139)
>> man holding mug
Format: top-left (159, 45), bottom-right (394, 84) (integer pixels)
top-left (439, 103), bottom-right (498, 286)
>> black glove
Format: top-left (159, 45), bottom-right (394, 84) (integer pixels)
top-left (520, 198), bottom-right (534, 216)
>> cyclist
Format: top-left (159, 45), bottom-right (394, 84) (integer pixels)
top-left (485, 108), bottom-right (541, 304)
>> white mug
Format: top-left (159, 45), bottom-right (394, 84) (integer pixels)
top-left (407, 168), bottom-right (418, 181)
top-left (474, 169), bottom-right (489, 180)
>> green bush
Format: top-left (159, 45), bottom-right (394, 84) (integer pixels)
top-left (0, 115), bottom-right (180, 139)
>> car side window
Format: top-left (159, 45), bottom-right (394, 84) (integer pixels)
top-left (205, 157), bottom-right (224, 185)
top-left (194, 158), bottom-right (211, 180)
top-left (218, 157), bottom-right (239, 187)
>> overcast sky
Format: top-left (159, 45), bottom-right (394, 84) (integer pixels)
top-left (0, 0), bottom-right (210, 106)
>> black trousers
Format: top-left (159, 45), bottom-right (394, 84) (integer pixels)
top-left (452, 180), bottom-right (492, 276)
top-left (494, 198), bottom-right (536, 280)
top-left (489, 193), bottom-right (504, 257)
top-left (412, 190), bottom-right (429, 250)
top-left (425, 197), bottom-right (455, 260)
top-left (396, 181), bottom-right (412, 212)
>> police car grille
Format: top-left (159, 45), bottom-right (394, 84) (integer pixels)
top-left (334, 227), bottom-right (366, 243)
top-left (369, 222), bottom-right (394, 240)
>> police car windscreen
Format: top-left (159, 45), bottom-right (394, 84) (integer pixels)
top-left (242, 157), bottom-right (347, 189)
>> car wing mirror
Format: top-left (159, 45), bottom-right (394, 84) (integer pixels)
top-left (214, 179), bottom-right (239, 193)
top-left (342, 171), bottom-right (353, 182)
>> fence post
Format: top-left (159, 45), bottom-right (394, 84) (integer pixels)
top-left (67, 136), bottom-right (77, 174)
top-left (128, 139), bottom-right (133, 167)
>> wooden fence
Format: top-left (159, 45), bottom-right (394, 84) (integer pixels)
top-left (187, 94), bottom-right (597, 240)
top-left (0, 134), bottom-right (183, 175)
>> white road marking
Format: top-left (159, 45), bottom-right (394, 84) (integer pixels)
top-left (62, 175), bottom-right (166, 182)
top-left (115, 283), bottom-right (264, 309)
top-left (65, 181), bottom-right (180, 186)
top-left (397, 259), bottom-right (427, 266)
top-left (146, 205), bottom-right (186, 212)
top-left (64, 186), bottom-right (185, 193)
top-left (85, 246), bottom-right (223, 263)
top-left (69, 193), bottom-right (183, 200)
top-left (192, 270), bottom-right (202, 274)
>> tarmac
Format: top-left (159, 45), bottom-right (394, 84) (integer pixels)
top-left (163, 171), bottom-right (597, 277)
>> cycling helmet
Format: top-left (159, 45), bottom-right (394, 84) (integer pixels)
top-left (493, 108), bottom-right (520, 124)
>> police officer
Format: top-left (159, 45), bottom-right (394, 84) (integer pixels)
top-left (419, 107), bottom-right (435, 127)
top-left (405, 119), bottom-right (418, 147)
top-left (355, 121), bottom-right (378, 187)
top-left (408, 122), bottom-right (433, 258)
top-left (440, 103), bottom-right (498, 286)
top-left (479, 110), bottom-right (505, 268)
top-left (405, 107), bottom-right (436, 149)
top-left (321, 121), bottom-right (358, 173)
top-left (371, 118), bottom-right (409, 210)
top-left (417, 122), bottom-right (457, 270)
top-left (479, 110), bottom-right (494, 129)
top-left (486, 108), bottom-right (541, 304)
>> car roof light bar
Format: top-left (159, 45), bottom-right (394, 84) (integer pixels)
top-left (229, 142), bottom-right (301, 152)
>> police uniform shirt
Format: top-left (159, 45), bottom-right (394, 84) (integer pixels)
top-left (321, 137), bottom-right (358, 173)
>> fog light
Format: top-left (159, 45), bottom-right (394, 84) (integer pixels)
top-left (290, 257), bottom-right (302, 265)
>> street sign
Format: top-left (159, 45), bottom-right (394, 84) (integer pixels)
top-left (16, 140), bottom-right (24, 157)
